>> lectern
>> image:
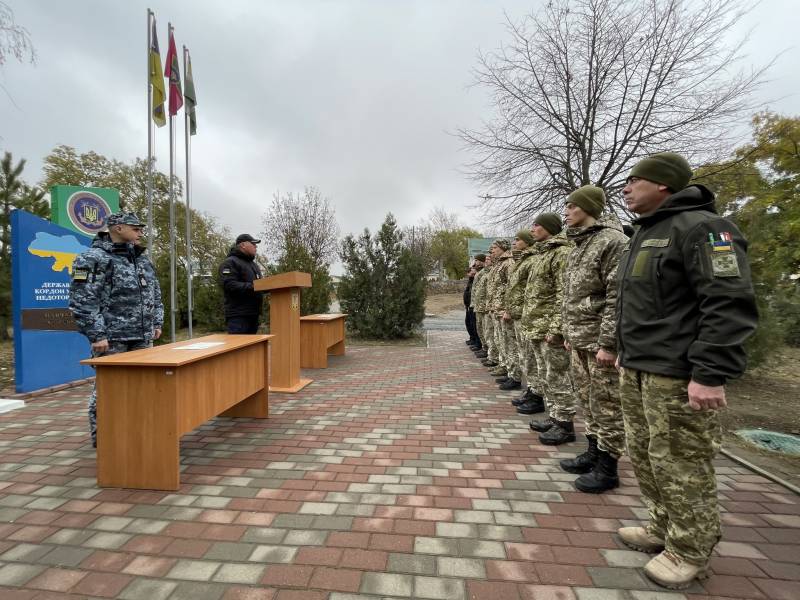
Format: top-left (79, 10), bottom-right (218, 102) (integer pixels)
top-left (254, 271), bottom-right (313, 392)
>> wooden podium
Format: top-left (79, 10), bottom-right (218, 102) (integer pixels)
top-left (254, 271), bottom-right (313, 393)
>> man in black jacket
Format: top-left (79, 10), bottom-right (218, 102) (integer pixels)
top-left (616, 153), bottom-right (757, 589)
top-left (219, 233), bottom-right (264, 334)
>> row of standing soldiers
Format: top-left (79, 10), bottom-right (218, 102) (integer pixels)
top-left (464, 152), bottom-right (758, 590)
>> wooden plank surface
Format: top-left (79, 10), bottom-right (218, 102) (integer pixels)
top-left (253, 271), bottom-right (311, 292)
top-left (300, 313), bottom-right (347, 322)
top-left (81, 334), bottom-right (273, 367)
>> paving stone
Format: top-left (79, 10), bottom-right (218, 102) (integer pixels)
top-left (388, 553), bottom-right (437, 575)
top-left (119, 578), bottom-right (178, 600)
top-left (167, 559), bottom-right (222, 581)
top-left (415, 537), bottom-right (461, 555)
top-left (248, 545), bottom-right (297, 563)
top-left (168, 581), bottom-right (227, 600)
top-left (203, 542), bottom-right (256, 561)
top-left (1, 543), bottom-right (53, 562)
top-left (360, 571), bottom-right (413, 597)
top-left (0, 563), bottom-right (45, 586)
top-left (414, 575), bottom-right (466, 600)
top-left (39, 546), bottom-right (94, 567)
top-left (212, 562), bottom-right (265, 584)
top-left (436, 557), bottom-right (486, 578)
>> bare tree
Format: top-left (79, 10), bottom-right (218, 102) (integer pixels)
top-left (261, 186), bottom-right (340, 267)
top-left (0, 2), bottom-right (35, 67)
top-left (459, 0), bottom-right (769, 225)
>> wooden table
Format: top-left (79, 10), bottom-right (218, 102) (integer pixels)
top-left (299, 313), bottom-right (347, 368)
top-left (82, 334), bottom-right (272, 491)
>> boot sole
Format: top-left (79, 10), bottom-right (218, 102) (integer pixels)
top-left (516, 407), bottom-right (545, 415)
top-left (619, 536), bottom-right (665, 554)
top-left (559, 462), bottom-right (596, 474)
top-left (530, 425), bottom-right (553, 433)
top-left (644, 567), bottom-right (708, 590)
top-left (539, 434), bottom-right (577, 446)
top-left (574, 478), bottom-right (620, 494)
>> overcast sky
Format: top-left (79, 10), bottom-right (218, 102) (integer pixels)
top-left (2, 0), bottom-right (798, 256)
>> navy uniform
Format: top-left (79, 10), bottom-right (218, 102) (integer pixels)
top-left (69, 212), bottom-right (164, 447)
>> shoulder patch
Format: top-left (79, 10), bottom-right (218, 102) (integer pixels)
top-left (641, 238), bottom-right (670, 248)
top-left (72, 267), bottom-right (90, 282)
top-left (711, 249), bottom-right (741, 278)
top-left (221, 269), bottom-right (232, 274)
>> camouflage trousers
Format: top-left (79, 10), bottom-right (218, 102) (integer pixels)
top-left (483, 313), bottom-right (498, 362)
top-left (570, 348), bottom-right (625, 457)
top-left (475, 311), bottom-right (486, 348)
top-left (89, 339), bottom-right (152, 446)
top-left (620, 368), bottom-right (722, 565)
top-left (532, 339), bottom-right (575, 422)
top-left (516, 328), bottom-right (540, 393)
top-left (501, 318), bottom-right (521, 381)
top-left (493, 314), bottom-right (506, 367)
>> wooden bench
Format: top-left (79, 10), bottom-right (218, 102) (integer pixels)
top-left (299, 313), bottom-right (347, 368)
top-left (82, 334), bottom-right (272, 491)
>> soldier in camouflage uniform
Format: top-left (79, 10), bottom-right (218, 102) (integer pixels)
top-left (560, 186), bottom-right (627, 494)
top-left (503, 230), bottom-right (538, 400)
top-left (69, 212), bottom-right (164, 448)
top-left (487, 239), bottom-right (513, 379)
top-left (480, 252), bottom-right (500, 367)
top-left (470, 254), bottom-right (489, 358)
top-left (521, 213), bottom-right (575, 443)
top-left (616, 153), bottom-right (757, 588)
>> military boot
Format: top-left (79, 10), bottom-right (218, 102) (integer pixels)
top-left (516, 395), bottom-right (545, 415)
top-left (530, 416), bottom-right (555, 432)
top-left (538, 420), bottom-right (576, 445)
top-left (512, 388), bottom-right (534, 406)
top-left (644, 551), bottom-right (708, 590)
top-left (481, 359), bottom-right (497, 367)
top-left (499, 378), bottom-right (521, 390)
top-left (474, 350), bottom-right (488, 358)
top-left (618, 527), bottom-right (665, 553)
top-left (488, 366), bottom-right (508, 377)
top-left (560, 435), bottom-right (599, 473)
top-left (574, 450), bottom-right (619, 493)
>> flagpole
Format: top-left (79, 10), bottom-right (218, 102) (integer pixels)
top-left (168, 23), bottom-right (177, 342)
top-left (146, 9), bottom-right (154, 253)
top-left (183, 45), bottom-right (193, 339)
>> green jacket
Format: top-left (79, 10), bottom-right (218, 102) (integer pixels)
top-left (521, 234), bottom-right (572, 340)
top-left (487, 251), bottom-right (514, 312)
top-left (617, 184), bottom-right (758, 386)
top-left (505, 247), bottom-right (537, 320)
top-left (562, 217), bottom-right (627, 352)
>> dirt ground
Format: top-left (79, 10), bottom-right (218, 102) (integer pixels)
top-left (426, 292), bottom-right (466, 316)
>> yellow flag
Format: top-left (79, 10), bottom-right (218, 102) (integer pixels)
top-left (150, 17), bottom-right (166, 127)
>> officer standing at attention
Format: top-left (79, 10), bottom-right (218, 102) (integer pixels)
top-left (469, 253), bottom-right (488, 357)
top-left (69, 212), bottom-right (163, 448)
top-left (616, 153), bottom-right (757, 589)
top-left (219, 233), bottom-right (264, 334)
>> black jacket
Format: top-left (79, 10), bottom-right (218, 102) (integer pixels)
top-left (617, 184), bottom-right (758, 386)
top-left (219, 247), bottom-right (264, 318)
top-left (464, 276), bottom-right (474, 308)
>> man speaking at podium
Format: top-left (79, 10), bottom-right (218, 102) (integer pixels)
top-left (219, 233), bottom-right (264, 334)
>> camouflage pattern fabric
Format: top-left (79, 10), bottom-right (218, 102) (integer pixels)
top-left (475, 308), bottom-right (486, 347)
top-left (521, 234), bottom-right (572, 340)
top-left (570, 348), bottom-right (625, 457)
top-left (484, 313), bottom-right (499, 362)
top-left (501, 318), bottom-right (521, 381)
top-left (562, 218), bottom-right (627, 352)
top-left (532, 340), bottom-right (575, 421)
top-left (620, 368), bottom-right (722, 566)
top-left (493, 313), bottom-right (506, 368)
top-left (505, 248), bottom-right (537, 320)
top-left (514, 321), bottom-right (538, 391)
top-left (487, 251), bottom-right (514, 312)
top-left (471, 267), bottom-right (489, 313)
top-left (88, 339), bottom-right (152, 445)
top-left (69, 233), bottom-right (164, 343)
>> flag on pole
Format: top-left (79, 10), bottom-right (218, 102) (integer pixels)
top-left (149, 16), bottom-right (166, 127)
top-left (184, 50), bottom-right (197, 135)
top-left (164, 28), bottom-right (183, 115)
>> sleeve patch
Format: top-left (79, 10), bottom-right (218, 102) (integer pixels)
top-left (711, 250), bottom-right (741, 278)
top-left (641, 238), bottom-right (670, 248)
top-left (72, 267), bottom-right (90, 282)
top-left (221, 269), bottom-right (232, 274)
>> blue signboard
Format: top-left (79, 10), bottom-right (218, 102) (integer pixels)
top-left (11, 210), bottom-right (94, 392)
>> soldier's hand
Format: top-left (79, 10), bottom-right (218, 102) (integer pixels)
top-left (564, 340), bottom-right (571, 352)
top-left (596, 348), bottom-right (617, 368)
top-left (502, 311), bottom-right (511, 321)
top-left (154, 328), bottom-right (162, 340)
top-left (92, 339), bottom-right (109, 354)
top-left (687, 380), bottom-right (727, 411)
top-left (545, 333), bottom-right (562, 345)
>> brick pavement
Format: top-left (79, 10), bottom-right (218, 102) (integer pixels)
top-left (0, 330), bottom-right (798, 599)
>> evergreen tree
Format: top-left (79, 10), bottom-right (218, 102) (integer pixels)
top-left (339, 213), bottom-right (425, 339)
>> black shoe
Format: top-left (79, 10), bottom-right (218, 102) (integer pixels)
top-left (512, 389), bottom-right (533, 407)
top-left (92, 440), bottom-right (97, 448)
top-left (470, 345), bottom-right (482, 351)
top-left (475, 351), bottom-right (488, 358)
top-left (575, 451), bottom-right (620, 493)
top-left (466, 339), bottom-right (475, 345)
top-left (530, 416), bottom-right (555, 432)
top-left (482, 359), bottom-right (498, 367)
top-left (516, 396), bottom-right (545, 415)
top-left (499, 378), bottom-right (522, 391)
top-left (539, 420), bottom-right (576, 445)
top-left (560, 435), bottom-right (599, 474)
top-left (495, 376), bottom-right (510, 384)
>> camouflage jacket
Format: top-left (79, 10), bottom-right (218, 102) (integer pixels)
top-left (505, 247), bottom-right (537, 320)
top-left (521, 234), bottom-right (572, 340)
top-left (471, 266), bottom-right (489, 312)
top-left (487, 251), bottom-right (514, 312)
top-left (69, 233), bottom-right (164, 343)
top-left (562, 217), bottom-right (627, 352)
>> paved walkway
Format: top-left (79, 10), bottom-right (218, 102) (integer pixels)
top-left (0, 331), bottom-right (798, 600)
